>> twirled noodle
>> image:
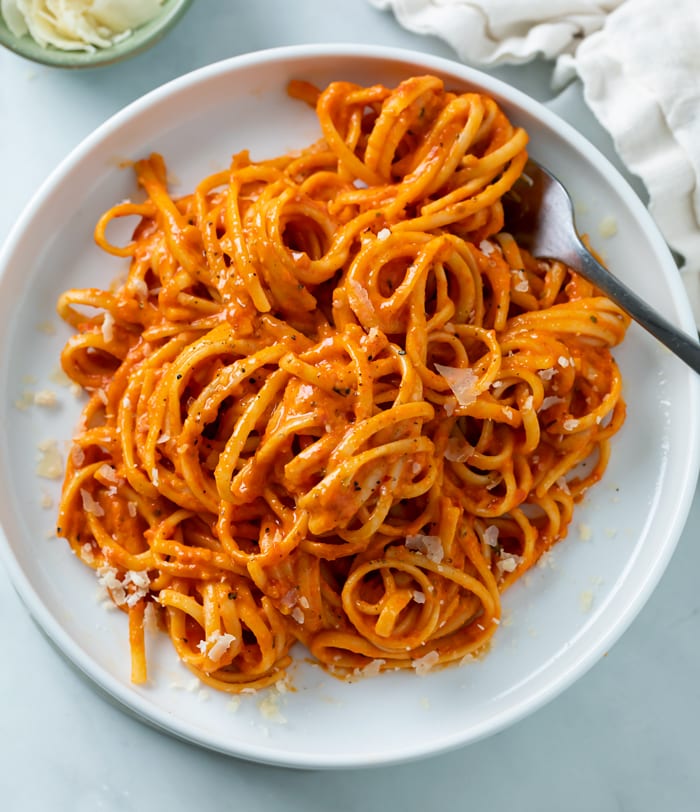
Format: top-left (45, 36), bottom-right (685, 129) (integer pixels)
top-left (55, 76), bottom-right (629, 691)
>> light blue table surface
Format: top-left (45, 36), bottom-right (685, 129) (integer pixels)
top-left (1, 2), bottom-right (698, 809)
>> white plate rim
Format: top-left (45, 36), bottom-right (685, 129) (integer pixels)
top-left (0, 43), bottom-right (698, 769)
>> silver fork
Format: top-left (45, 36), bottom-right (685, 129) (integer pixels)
top-left (502, 158), bottom-right (700, 374)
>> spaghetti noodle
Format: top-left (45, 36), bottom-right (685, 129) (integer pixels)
top-left (56, 75), bottom-right (628, 691)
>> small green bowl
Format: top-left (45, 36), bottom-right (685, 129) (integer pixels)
top-left (0, 0), bottom-right (193, 68)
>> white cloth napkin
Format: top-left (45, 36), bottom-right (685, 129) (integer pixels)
top-left (371, 0), bottom-right (700, 324)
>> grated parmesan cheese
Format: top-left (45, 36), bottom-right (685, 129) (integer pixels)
top-left (406, 533), bottom-right (444, 563)
top-left (539, 395), bottom-right (565, 411)
top-left (497, 553), bottom-right (523, 574)
top-left (434, 363), bottom-right (478, 407)
top-left (101, 312), bottom-right (115, 343)
top-left (412, 590), bottom-right (426, 604)
top-left (34, 389), bottom-right (57, 407)
top-left (483, 525), bottom-right (499, 547)
top-left (97, 463), bottom-right (118, 483)
top-left (555, 476), bottom-right (570, 495)
top-left (258, 693), bottom-right (287, 724)
top-left (2, 0), bottom-right (165, 52)
top-left (354, 658), bottom-right (386, 678)
top-left (377, 227), bottom-right (391, 240)
top-left (349, 278), bottom-right (376, 318)
top-left (97, 566), bottom-right (150, 607)
top-left (412, 650), bottom-right (440, 676)
top-left (205, 631), bottom-right (237, 663)
top-left (37, 440), bottom-right (63, 479)
top-left (513, 270), bottom-right (529, 292)
top-left (96, 565), bottom-right (126, 605)
top-left (131, 277), bottom-right (149, 300)
top-left (444, 437), bottom-right (475, 463)
top-left (280, 588), bottom-right (299, 610)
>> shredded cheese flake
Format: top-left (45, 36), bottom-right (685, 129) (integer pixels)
top-left (131, 277), bottom-right (149, 300)
top-left (2, 0), bottom-right (165, 52)
top-left (555, 476), bottom-right (571, 495)
top-left (34, 389), bottom-right (57, 407)
top-left (497, 553), bottom-right (523, 574)
top-left (349, 278), bottom-right (376, 318)
top-left (80, 488), bottom-right (104, 516)
top-left (444, 437), bottom-right (475, 462)
top-left (97, 463), bottom-right (118, 483)
top-left (101, 312), bottom-right (115, 343)
top-left (96, 566), bottom-right (150, 608)
top-left (539, 395), bottom-right (565, 411)
top-left (37, 440), bottom-right (63, 479)
top-left (483, 525), bottom-right (499, 548)
top-left (513, 270), bottom-right (529, 292)
top-left (406, 533), bottom-right (444, 563)
top-left (205, 631), bottom-right (237, 663)
top-left (434, 363), bottom-right (478, 406)
top-left (258, 693), bottom-right (287, 724)
top-left (412, 650), bottom-right (440, 676)
top-left (354, 658), bottom-right (386, 678)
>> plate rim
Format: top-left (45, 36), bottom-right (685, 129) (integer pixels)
top-left (1, 42), bottom-right (699, 769)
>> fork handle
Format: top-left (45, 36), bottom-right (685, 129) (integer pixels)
top-left (576, 248), bottom-right (700, 375)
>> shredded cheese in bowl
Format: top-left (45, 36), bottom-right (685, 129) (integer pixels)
top-left (1, 0), bottom-right (164, 52)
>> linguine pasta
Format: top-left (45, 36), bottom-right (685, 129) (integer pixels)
top-left (55, 75), bottom-right (628, 691)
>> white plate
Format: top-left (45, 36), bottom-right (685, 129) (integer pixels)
top-left (0, 45), bottom-right (698, 769)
